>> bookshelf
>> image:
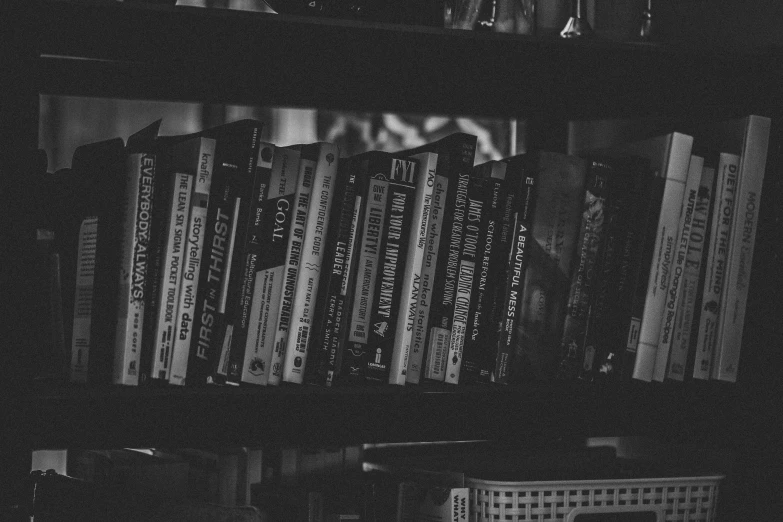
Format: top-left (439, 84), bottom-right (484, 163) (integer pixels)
top-left (3, 1), bottom-right (783, 519)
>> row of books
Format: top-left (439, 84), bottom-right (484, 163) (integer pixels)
top-left (39, 114), bottom-right (769, 387)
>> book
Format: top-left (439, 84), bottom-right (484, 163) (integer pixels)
top-left (692, 153), bottom-right (739, 380)
top-left (555, 157), bottom-right (616, 381)
top-left (148, 140), bottom-right (199, 383)
top-left (402, 133), bottom-right (478, 384)
top-left (389, 151), bottom-right (436, 386)
top-left (492, 154), bottom-right (537, 384)
top-left (113, 121), bottom-right (162, 386)
top-left (666, 163), bottom-right (715, 381)
top-left (267, 144), bottom-right (318, 386)
top-left (282, 142), bottom-right (341, 384)
top-left (578, 156), bottom-right (653, 381)
top-left (241, 145), bottom-right (301, 385)
top-left (304, 156), bottom-right (363, 387)
top-left (443, 162), bottom-right (500, 384)
top-left (614, 132), bottom-right (694, 383)
top-left (223, 143), bottom-right (275, 385)
top-left (651, 154), bottom-right (704, 382)
top-left (168, 136), bottom-right (218, 386)
top-left (514, 151), bottom-right (587, 381)
top-left (457, 161), bottom-right (508, 384)
top-left (187, 119), bottom-right (263, 386)
top-left (711, 115), bottom-right (771, 382)
top-left (69, 217), bottom-right (98, 383)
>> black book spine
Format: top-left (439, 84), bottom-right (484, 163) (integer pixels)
top-left (187, 121), bottom-right (262, 386)
top-left (224, 144), bottom-right (274, 385)
top-left (364, 158), bottom-right (418, 383)
top-left (493, 160), bottom-right (536, 385)
top-left (305, 157), bottom-right (358, 386)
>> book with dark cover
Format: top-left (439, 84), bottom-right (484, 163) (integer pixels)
top-left (402, 133), bottom-right (477, 384)
top-left (223, 143), bottom-right (274, 385)
top-left (494, 154), bottom-right (538, 384)
top-left (456, 161), bottom-right (506, 385)
top-left (305, 156), bottom-right (363, 386)
top-left (554, 159), bottom-right (614, 381)
top-left (578, 156), bottom-right (653, 381)
top-left (241, 145), bottom-right (301, 385)
top-left (512, 151), bottom-right (587, 382)
top-left (364, 155), bottom-right (419, 383)
top-left (186, 119), bottom-right (263, 386)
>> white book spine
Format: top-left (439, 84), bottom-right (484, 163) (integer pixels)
top-left (70, 216), bottom-right (98, 383)
top-left (151, 172), bottom-right (194, 381)
top-left (652, 154), bottom-right (703, 381)
top-left (168, 138), bottom-right (216, 386)
top-left (714, 115), bottom-right (771, 382)
top-left (693, 153), bottom-right (740, 380)
top-left (407, 173), bottom-right (449, 384)
top-left (666, 164), bottom-right (715, 381)
top-left (267, 153), bottom-right (316, 385)
top-left (242, 146), bottom-right (300, 385)
top-left (633, 133), bottom-right (693, 382)
top-left (389, 152), bottom-right (436, 385)
top-left (283, 143), bottom-right (340, 384)
top-left (113, 152), bottom-right (156, 386)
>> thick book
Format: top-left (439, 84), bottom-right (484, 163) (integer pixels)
top-left (555, 158), bottom-right (616, 381)
top-left (282, 142), bottom-right (341, 384)
top-left (223, 143), bottom-right (275, 385)
top-left (514, 151), bottom-right (587, 381)
top-left (112, 121), bottom-right (162, 386)
top-left (168, 137), bottom-right (218, 386)
top-left (241, 145), bottom-right (301, 385)
top-left (186, 119), bottom-right (263, 386)
top-left (601, 132), bottom-right (693, 383)
top-left (402, 133), bottom-right (478, 384)
top-left (455, 161), bottom-right (506, 384)
top-left (389, 151), bottom-right (436, 385)
top-left (667, 163), bottom-right (716, 381)
top-left (267, 144), bottom-right (317, 386)
top-left (492, 154), bottom-right (537, 384)
top-left (579, 156), bottom-right (654, 381)
top-left (711, 116), bottom-right (771, 382)
top-left (651, 154), bottom-right (704, 382)
top-left (691, 153), bottom-right (739, 380)
top-left (304, 156), bottom-right (362, 386)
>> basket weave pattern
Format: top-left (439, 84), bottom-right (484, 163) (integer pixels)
top-left (468, 476), bottom-right (722, 522)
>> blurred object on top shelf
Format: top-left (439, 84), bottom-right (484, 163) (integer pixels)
top-left (447, 0), bottom-right (536, 34)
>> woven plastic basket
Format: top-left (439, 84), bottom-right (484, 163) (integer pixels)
top-left (468, 475), bottom-right (723, 521)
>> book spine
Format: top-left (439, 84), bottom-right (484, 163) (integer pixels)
top-left (494, 170), bottom-right (536, 384)
top-left (241, 146), bottom-right (300, 385)
top-left (169, 138), bottom-right (216, 386)
top-left (343, 170), bottom-right (389, 384)
top-left (555, 161), bottom-right (611, 381)
top-left (692, 153), bottom-right (740, 380)
top-left (667, 164), bottom-right (715, 381)
top-left (69, 216), bottom-right (98, 383)
top-left (406, 170), bottom-right (448, 384)
top-left (364, 158), bottom-right (418, 384)
top-left (268, 151), bottom-right (316, 385)
top-left (424, 170), bottom-right (471, 382)
top-left (283, 143), bottom-right (340, 384)
top-left (444, 177), bottom-right (485, 384)
top-left (632, 136), bottom-right (693, 382)
top-left (150, 172), bottom-right (194, 382)
top-left (460, 167), bottom-right (506, 384)
top-left (713, 116), bottom-right (771, 382)
top-left (224, 144), bottom-right (274, 385)
top-left (389, 152), bottom-right (436, 385)
top-left (652, 155), bottom-right (703, 381)
top-left (189, 123), bottom-right (262, 386)
top-left (112, 152), bottom-right (156, 386)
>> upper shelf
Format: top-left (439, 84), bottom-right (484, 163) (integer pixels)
top-left (22, 1), bottom-right (783, 119)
